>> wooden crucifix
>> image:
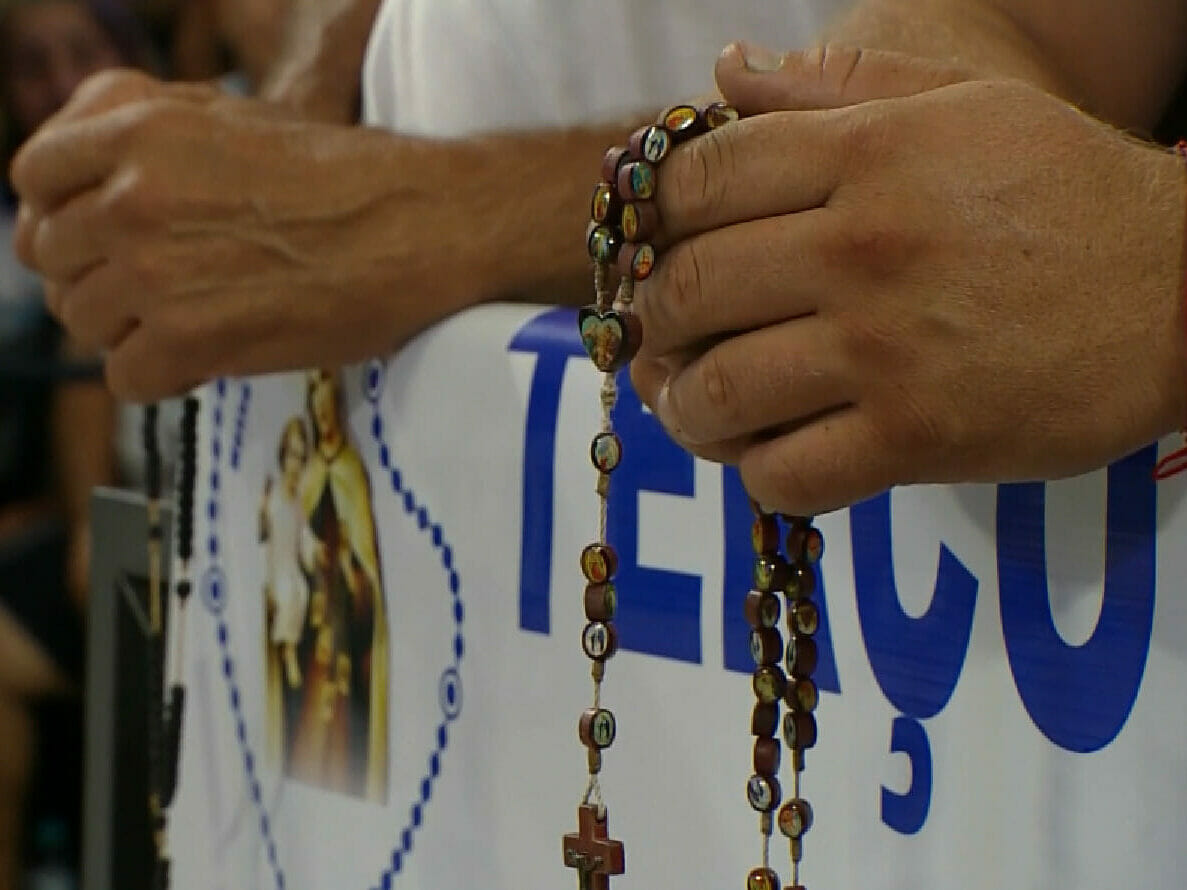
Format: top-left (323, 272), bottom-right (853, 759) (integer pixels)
top-left (562, 804), bottom-right (625, 890)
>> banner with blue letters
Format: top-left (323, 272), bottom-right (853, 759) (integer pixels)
top-left (170, 303), bottom-right (1187, 890)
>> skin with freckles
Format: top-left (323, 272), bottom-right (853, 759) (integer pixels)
top-left (629, 13), bottom-right (1187, 515)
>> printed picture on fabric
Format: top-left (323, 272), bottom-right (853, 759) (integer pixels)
top-left (258, 368), bottom-right (390, 803)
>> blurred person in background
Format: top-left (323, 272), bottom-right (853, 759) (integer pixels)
top-left (0, 2), bottom-right (154, 887)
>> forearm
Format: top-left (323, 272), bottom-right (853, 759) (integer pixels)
top-left (823, 0), bottom-right (1187, 129)
top-left (262, 0), bottom-right (383, 124)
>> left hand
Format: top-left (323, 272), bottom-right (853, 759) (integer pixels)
top-left (11, 70), bottom-right (477, 402)
top-left (630, 73), bottom-right (1186, 515)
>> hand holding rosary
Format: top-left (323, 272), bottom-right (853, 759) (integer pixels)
top-left (565, 101), bottom-right (826, 890)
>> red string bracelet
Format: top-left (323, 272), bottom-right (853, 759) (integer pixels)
top-left (1152, 140), bottom-right (1187, 480)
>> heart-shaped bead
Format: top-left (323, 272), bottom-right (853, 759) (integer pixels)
top-left (578, 306), bottom-right (642, 372)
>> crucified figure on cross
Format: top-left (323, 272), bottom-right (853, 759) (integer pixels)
top-left (562, 804), bottom-right (625, 890)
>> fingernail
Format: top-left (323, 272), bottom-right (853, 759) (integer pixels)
top-left (741, 42), bottom-right (785, 73)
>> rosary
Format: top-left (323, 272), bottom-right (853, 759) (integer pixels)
top-left (143, 397), bottom-right (200, 890)
top-left (564, 103), bottom-right (826, 890)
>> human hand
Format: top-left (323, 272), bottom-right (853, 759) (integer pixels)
top-left (630, 76), bottom-right (1187, 515)
top-left (11, 69), bottom-right (469, 401)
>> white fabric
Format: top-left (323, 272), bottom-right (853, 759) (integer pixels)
top-left (362, 0), bottom-right (848, 135)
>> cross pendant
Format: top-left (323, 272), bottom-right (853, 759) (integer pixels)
top-left (562, 805), bottom-right (625, 890)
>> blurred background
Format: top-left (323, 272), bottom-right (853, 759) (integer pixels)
top-left (0, 3), bottom-right (290, 889)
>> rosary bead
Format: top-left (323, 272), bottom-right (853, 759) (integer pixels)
top-left (783, 564), bottom-right (816, 600)
top-left (616, 160), bottom-right (657, 201)
top-left (751, 703), bottom-right (779, 737)
top-left (788, 600), bottom-right (820, 637)
top-left (785, 636), bottom-right (819, 678)
top-left (660, 104), bottom-right (707, 140)
top-left (591, 181), bottom-right (622, 225)
top-left (746, 774), bottom-right (782, 812)
top-left (579, 708), bottom-right (618, 750)
top-left (617, 242), bottom-right (656, 281)
top-left (752, 665), bottom-right (787, 704)
top-left (584, 581), bottom-right (617, 622)
top-left (590, 432), bottom-right (622, 473)
top-left (786, 526), bottom-right (825, 565)
top-left (782, 712), bottom-right (818, 751)
top-left (588, 747), bottom-right (603, 774)
top-left (600, 146), bottom-right (632, 183)
top-left (578, 305), bottom-right (642, 372)
top-left (586, 223), bottom-right (623, 264)
top-left (785, 678), bottom-right (819, 713)
top-left (751, 515), bottom-right (781, 554)
top-left (754, 555), bottom-right (790, 592)
top-left (746, 867), bottom-right (781, 890)
top-left (744, 590), bottom-right (781, 629)
top-left (704, 101), bottom-right (740, 129)
top-left (582, 621), bottom-right (618, 661)
top-left (621, 201), bottom-right (660, 242)
top-left (749, 627), bottom-right (784, 666)
top-left (628, 124), bottom-right (674, 164)
top-left (753, 737), bottom-right (782, 776)
top-left (777, 799), bottom-right (814, 840)
top-left (580, 543), bottom-right (618, 583)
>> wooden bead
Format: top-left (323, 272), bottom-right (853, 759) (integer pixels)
top-left (744, 590), bottom-right (781, 629)
top-left (590, 181), bottom-right (621, 224)
top-left (785, 635), bottom-right (819, 678)
top-left (660, 104), bottom-right (707, 140)
top-left (580, 544), bottom-right (617, 583)
top-left (782, 711), bottom-right (818, 750)
top-left (582, 621), bottom-right (618, 661)
top-left (777, 799), bottom-right (814, 840)
top-left (751, 703), bottom-right (779, 737)
top-left (785, 677), bottom-right (818, 713)
top-left (584, 581), bottom-right (617, 622)
top-left (586, 223), bottom-right (622, 263)
top-left (752, 665), bottom-right (787, 705)
top-left (754, 555), bottom-right (789, 592)
top-left (578, 305), bottom-right (642, 371)
top-left (786, 526), bottom-right (824, 565)
top-left (783, 564), bottom-right (816, 599)
top-left (590, 432), bottom-right (622, 473)
top-left (579, 708), bottom-right (617, 749)
top-left (621, 201), bottom-right (660, 242)
top-left (747, 867), bottom-right (780, 890)
top-left (788, 600), bottom-right (819, 636)
top-left (746, 774), bottom-right (782, 812)
top-left (628, 124), bottom-right (673, 164)
top-left (600, 146), bottom-right (631, 183)
top-left (616, 160), bottom-right (657, 200)
top-left (704, 101), bottom-right (740, 129)
top-left (753, 737), bottom-right (781, 776)
top-left (751, 515), bottom-right (780, 554)
top-left (617, 242), bottom-right (655, 281)
top-left (749, 627), bottom-right (783, 666)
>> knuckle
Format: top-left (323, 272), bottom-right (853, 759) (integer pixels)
top-left (660, 240), bottom-right (709, 325)
top-left (667, 130), bottom-right (733, 220)
top-left (825, 207), bottom-right (920, 279)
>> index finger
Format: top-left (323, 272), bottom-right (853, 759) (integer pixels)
top-left (653, 108), bottom-right (845, 244)
top-left (10, 100), bottom-right (148, 211)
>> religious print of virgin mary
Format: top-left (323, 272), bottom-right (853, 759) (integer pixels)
top-left (260, 369), bottom-right (390, 803)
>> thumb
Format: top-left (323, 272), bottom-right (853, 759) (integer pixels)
top-left (716, 42), bottom-right (972, 114)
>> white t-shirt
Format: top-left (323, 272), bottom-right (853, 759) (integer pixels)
top-left (362, 0), bottom-right (847, 134)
